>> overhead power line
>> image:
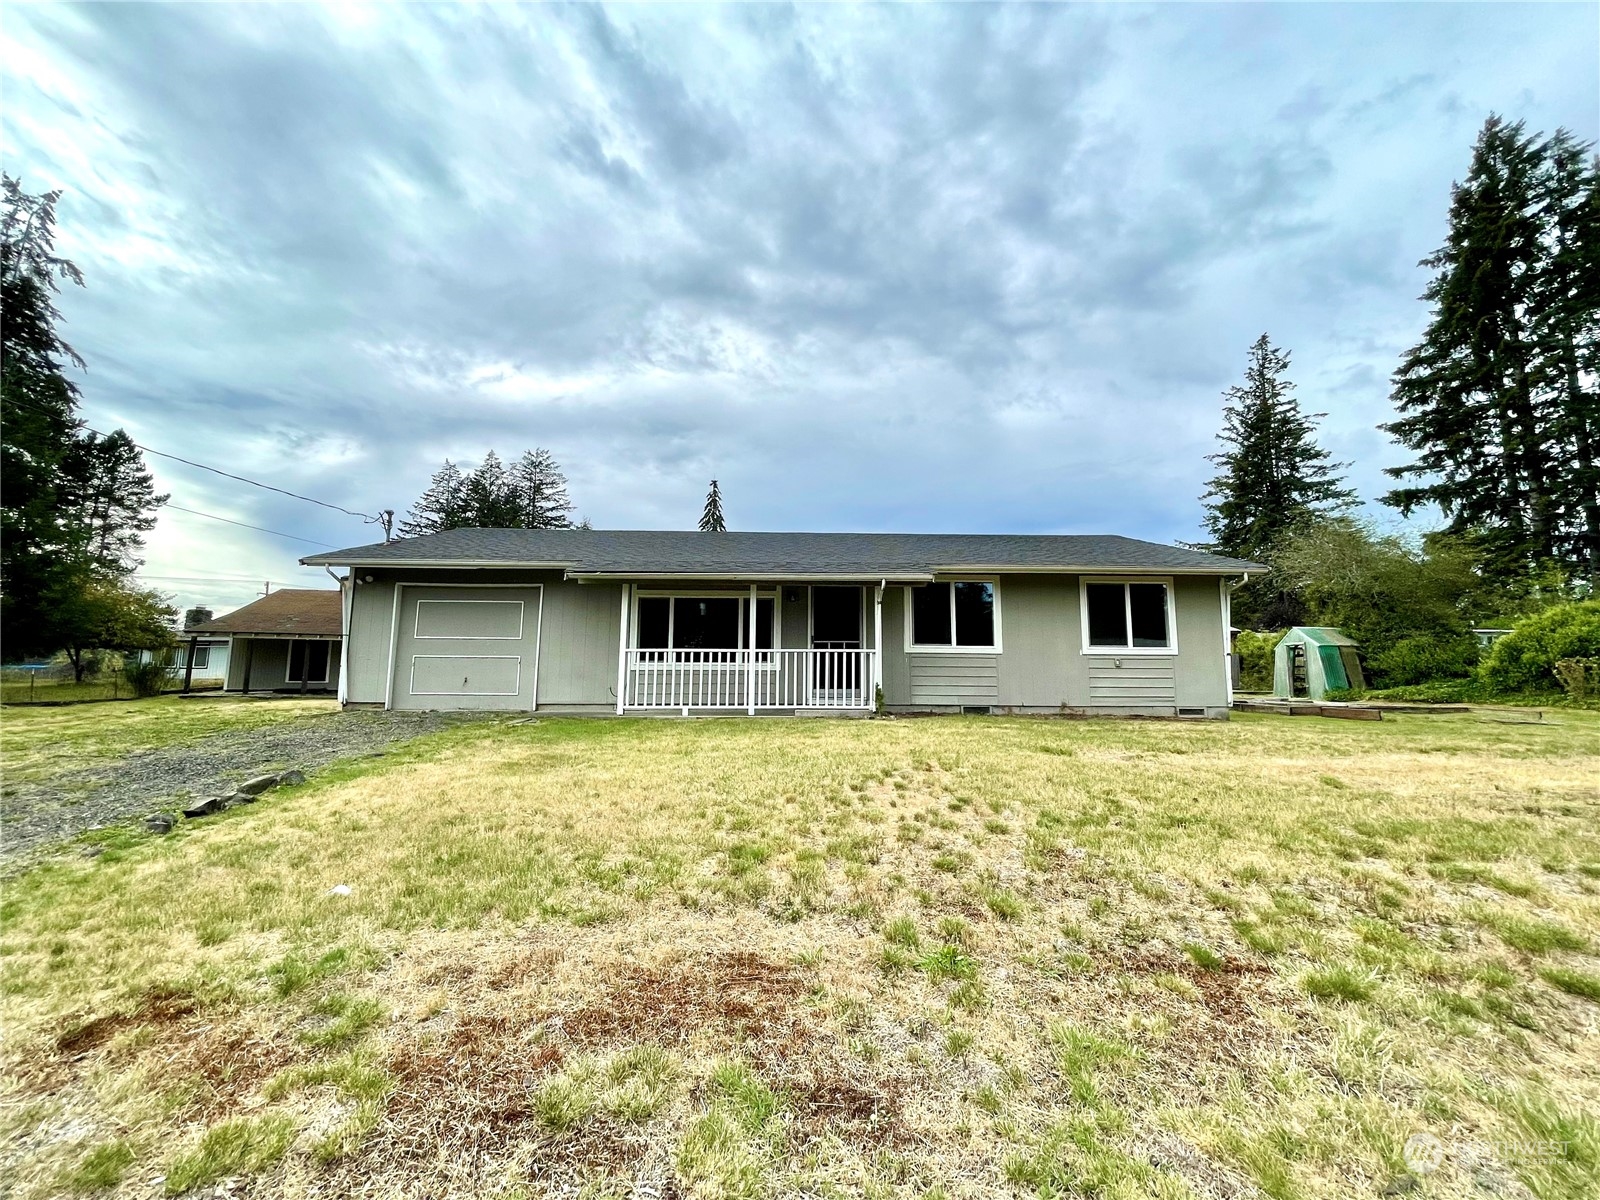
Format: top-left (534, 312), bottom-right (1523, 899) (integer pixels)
top-left (135, 442), bottom-right (373, 519)
top-left (160, 502), bottom-right (337, 548)
top-left (3, 392), bottom-right (384, 525)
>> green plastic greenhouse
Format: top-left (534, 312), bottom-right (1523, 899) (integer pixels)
top-left (1272, 627), bottom-right (1365, 701)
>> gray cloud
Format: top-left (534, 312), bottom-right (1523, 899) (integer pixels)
top-left (2, 1), bottom-right (1595, 612)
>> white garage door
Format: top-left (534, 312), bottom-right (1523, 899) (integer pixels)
top-left (392, 586), bottom-right (543, 711)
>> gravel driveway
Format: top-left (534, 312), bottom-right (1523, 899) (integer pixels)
top-left (1, 707), bottom-right (490, 867)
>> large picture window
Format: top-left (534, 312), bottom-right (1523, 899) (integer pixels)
top-left (1082, 580), bottom-right (1173, 651)
top-left (634, 595), bottom-right (775, 654)
top-left (907, 581), bottom-right (999, 650)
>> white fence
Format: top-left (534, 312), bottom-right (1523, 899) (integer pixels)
top-left (623, 648), bottom-right (876, 711)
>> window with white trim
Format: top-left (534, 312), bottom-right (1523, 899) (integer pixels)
top-left (1083, 581), bottom-right (1173, 650)
top-left (190, 644), bottom-right (211, 670)
top-left (907, 581), bottom-right (998, 649)
top-left (634, 595), bottom-right (775, 655)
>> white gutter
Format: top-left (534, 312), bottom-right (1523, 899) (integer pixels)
top-left (564, 570), bottom-right (934, 583)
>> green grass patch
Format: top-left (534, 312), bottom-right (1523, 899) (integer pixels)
top-left (163, 1113), bottom-right (295, 1195)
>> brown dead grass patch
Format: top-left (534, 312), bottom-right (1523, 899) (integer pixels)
top-left (561, 950), bottom-right (809, 1055)
top-left (52, 987), bottom-right (197, 1055)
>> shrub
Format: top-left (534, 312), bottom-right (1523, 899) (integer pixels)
top-left (1369, 634), bottom-right (1478, 687)
top-left (1553, 658), bottom-right (1600, 701)
top-left (1479, 602), bottom-right (1600, 694)
top-left (1235, 629), bottom-right (1284, 692)
top-left (123, 655), bottom-right (176, 698)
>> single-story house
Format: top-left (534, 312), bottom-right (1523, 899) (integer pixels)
top-left (301, 530), bottom-right (1264, 718)
top-left (135, 637), bottom-right (230, 683)
top-left (186, 589), bottom-right (344, 694)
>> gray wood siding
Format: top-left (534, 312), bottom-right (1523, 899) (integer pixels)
top-left (908, 655), bottom-right (999, 705)
top-left (225, 637), bottom-right (341, 692)
top-left (1173, 575), bottom-right (1228, 709)
top-left (537, 580), bottom-right (623, 705)
top-left (1086, 657), bottom-right (1177, 706)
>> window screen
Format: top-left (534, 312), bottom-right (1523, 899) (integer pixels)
top-left (910, 584), bottom-right (952, 645)
top-left (1128, 584), bottom-right (1169, 647)
top-left (954, 582), bottom-right (995, 646)
top-left (191, 645), bottom-right (210, 670)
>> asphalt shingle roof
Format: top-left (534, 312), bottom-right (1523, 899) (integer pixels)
top-left (189, 589), bottom-right (343, 636)
top-left (301, 529), bottom-right (1264, 576)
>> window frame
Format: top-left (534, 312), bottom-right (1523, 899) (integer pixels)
top-left (903, 579), bottom-right (1003, 654)
top-left (190, 644), bottom-right (211, 670)
top-left (1078, 577), bottom-right (1178, 655)
top-left (631, 590), bottom-right (780, 657)
top-left (286, 638), bottom-right (333, 684)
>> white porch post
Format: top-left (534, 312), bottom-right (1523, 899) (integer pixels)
top-left (615, 583), bottom-right (630, 715)
top-left (873, 583), bottom-right (884, 710)
top-left (747, 582), bottom-right (758, 715)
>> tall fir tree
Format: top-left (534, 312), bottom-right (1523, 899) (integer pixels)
top-left (400, 449), bottom-right (580, 533)
top-left (2, 175), bottom-right (86, 652)
top-left (460, 451), bottom-right (522, 528)
top-left (1, 176), bottom-right (167, 658)
top-left (1382, 117), bottom-right (1558, 579)
top-left (1201, 333), bottom-right (1353, 565)
top-left (398, 460), bottom-right (467, 536)
top-left (509, 448), bottom-right (575, 529)
top-left (59, 429), bottom-right (167, 573)
top-left (1528, 130), bottom-right (1600, 586)
top-left (699, 479), bottom-right (726, 532)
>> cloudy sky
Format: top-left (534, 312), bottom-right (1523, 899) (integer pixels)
top-left (4, 3), bottom-right (1595, 612)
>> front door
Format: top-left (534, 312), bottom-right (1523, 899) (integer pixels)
top-left (811, 586), bottom-right (863, 693)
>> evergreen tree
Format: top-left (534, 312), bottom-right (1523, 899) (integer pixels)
top-left (1528, 130), bottom-right (1600, 587)
top-left (699, 479), bottom-right (726, 532)
top-left (509, 447), bottom-right (575, 529)
top-left (1201, 333), bottom-right (1353, 565)
top-left (1382, 117), bottom-right (1557, 578)
top-left (398, 460), bottom-right (467, 536)
top-left (461, 451), bottom-right (521, 527)
top-left (59, 429), bottom-right (167, 573)
top-left (2, 175), bottom-right (86, 653)
top-left (402, 449), bottom-right (582, 533)
top-left (1, 176), bottom-right (166, 659)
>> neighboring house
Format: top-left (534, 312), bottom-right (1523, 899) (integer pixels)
top-left (186, 589), bottom-right (344, 694)
top-left (302, 530), bottom-right (1264, 717)
top-left (134, 625), bottom-right (230, 683)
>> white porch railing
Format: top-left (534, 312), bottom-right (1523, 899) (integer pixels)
top-left (624, 648), bottom-right (876, 711)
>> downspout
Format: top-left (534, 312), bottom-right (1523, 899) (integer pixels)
top-left (327, 565), bottom-right (350, 707)
top-left (873, 580), bottom-right (886, 712)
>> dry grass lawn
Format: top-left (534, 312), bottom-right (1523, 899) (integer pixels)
top-left (2, 710), bottom-right (1598, 1199)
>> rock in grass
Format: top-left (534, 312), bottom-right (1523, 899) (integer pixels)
top-left (181, 796), bottom-right (227, 819)
top-left (236, 774), bottom-right (282, 796)
top-left (278, 769), bottom-right (306, 787)
top-left (221, 791), bottom-right (253, 807)
top-left (145, 814), bottom-right (175, 834)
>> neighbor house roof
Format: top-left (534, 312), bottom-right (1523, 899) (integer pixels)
top-left (187, 589), bottom-right (343, 637)
top-left (301, 529), bottom-right (1265, 578)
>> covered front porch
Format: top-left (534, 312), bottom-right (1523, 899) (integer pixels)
top-left (610, 581), bottom-right (885, 713)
